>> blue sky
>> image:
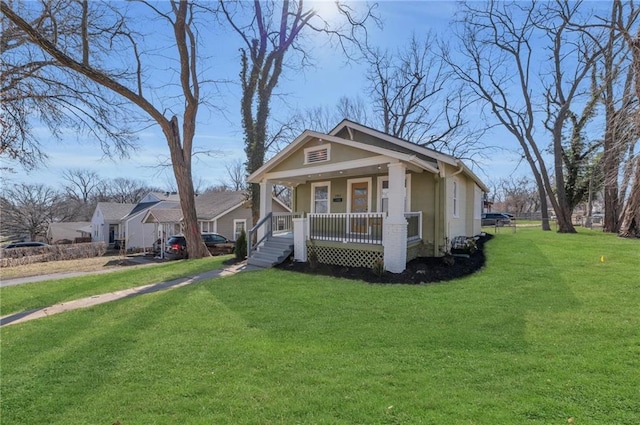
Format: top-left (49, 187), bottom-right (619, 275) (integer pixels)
top-left (5, 0), bottom-right (526, 190)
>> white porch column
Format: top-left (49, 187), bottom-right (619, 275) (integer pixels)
top-left (257, 180), bottom-right (273, 241)
top-left (384, 162), bottom-right (408, 273)
top-left (293, 217), bottom-right (308, 262)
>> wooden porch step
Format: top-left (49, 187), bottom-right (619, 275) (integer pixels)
top-left (247, 237), bottom-right (294, 268)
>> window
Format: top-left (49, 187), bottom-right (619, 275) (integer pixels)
top-left (311, 182), bottom-right (330, 213)
top-left (304, 144), bottom-right (330, 165)
top-left (200, 221), bottom-right (214, 233)
top-left (233, 219), bottom-right (246, 240)
top-left (453, 180), bottom-right (459, 217)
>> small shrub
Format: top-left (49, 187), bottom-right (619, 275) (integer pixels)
top-left (235, 229), bottom-right (247, 260)
top-left (372, 257), bottom-right (385, 277)
top-left (450, 236), bottom-right (478, 255)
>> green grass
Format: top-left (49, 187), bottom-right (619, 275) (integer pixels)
top-left (1, 229), bottom-right (638, 424)
top-left (0, 255), bottom-right (232, 315)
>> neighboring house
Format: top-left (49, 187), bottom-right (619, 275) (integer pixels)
top-left (140, 191), bottom-right (181, 203)
top-left (247, 119), bottom-right (489, 273)
top-left (142, 190), bottom-right (290, 242)
top-left (91, 197), bottom-right (180, 250)
top-left (46, 222), bottom-right (91, 244)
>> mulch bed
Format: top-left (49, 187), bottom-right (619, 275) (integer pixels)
top-left (275, 233), bottom-right (493, 284)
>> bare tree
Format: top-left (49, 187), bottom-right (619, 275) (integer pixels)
top-left (366, 33), bottom-right (483, 159)
top-left (539, 1), bottom-right (611, 232)
top-left (220, 0), bottom-right (378, 224)
top-left (62, 169), bottom-right (103, 203)
top-left (224, 158), bottom-right (246, 191)
top-left (0, 0), bottom-right (136, 172)
top-left (291, 96), bottom-right (371, 134)
top-left (499, 176), bottom-right (541, 215)
top-left (448, 1), bottom-right (611, 232)
top-left (1, 0), bottom-right (213, 258)
top-left (103, 178), bottom-right (152, 204)
top-left (618, 18), bottom-right (640, 237)
top-left (599, 1), bottom-right (639, 232)
top-left (0, 183), bottom-right (60, 241)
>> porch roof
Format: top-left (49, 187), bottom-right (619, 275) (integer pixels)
top-left (249, 131), bottom-right (439, 184)
top-left (248, 120), bottom-right (488, 192)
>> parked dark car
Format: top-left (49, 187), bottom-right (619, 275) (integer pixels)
top-left (481, 213), bottom-right (512, 227)
top-left (164, 233), bottom-right (235, 260)
top-left (2, 241), bottom-right (49, 249)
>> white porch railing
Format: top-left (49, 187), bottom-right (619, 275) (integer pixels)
top-left (308, 213), bottom-right (385, 244)
top-left (306, 212), bottom-right (423, 245)
top-left (272, 212), bottom-right (302, 234)
top-left (248, 212), bottom-right (300, 258)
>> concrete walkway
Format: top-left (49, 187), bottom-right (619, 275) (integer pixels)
top-left (0, 261), bottom-right (261, 327)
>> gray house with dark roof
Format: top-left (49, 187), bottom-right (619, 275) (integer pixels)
top-left (143, 190), bottom-right (290, 242)
top-left (91, 198), bottom-right (180, 250)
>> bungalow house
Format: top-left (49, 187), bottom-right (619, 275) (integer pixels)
top-left (142, 190), bottom-right (290, 243)
top-left (91, 195), bottom-right (180, 250)
top-left (246, 119), bottom-right (489, 273)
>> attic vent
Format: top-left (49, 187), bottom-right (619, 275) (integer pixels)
top-left (304, 144), bottom-right (330, 165)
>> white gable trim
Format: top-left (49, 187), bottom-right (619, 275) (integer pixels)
top-left (329, 119), bottom-right (457, 166)
top-left (264, 155), bottom-right (392, 181)
top-left (248, 130), bottom-right (440, 183)
top-left (209, 201), bottom-right (245, 222)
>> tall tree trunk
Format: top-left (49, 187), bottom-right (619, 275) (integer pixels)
top-left (618, 27), bottom-right (640, 238)
top-left (166, 117), bottom-right (209, 258)
top-left (619, 156), bottom-right (640, 237)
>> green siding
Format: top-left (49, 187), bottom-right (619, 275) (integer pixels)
top-left (272, 139), bottom-right (379, 174)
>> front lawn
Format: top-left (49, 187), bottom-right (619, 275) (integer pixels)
top-left (0, 255), bottom-right (232, 315)
top-left (1, 229), bottom-right (638, 424)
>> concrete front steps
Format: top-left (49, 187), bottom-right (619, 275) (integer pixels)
top-left (247, 237), bottom-right (294, 268)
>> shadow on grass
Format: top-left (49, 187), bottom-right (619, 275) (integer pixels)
top-left (0, 293), bottom-right (178, 424)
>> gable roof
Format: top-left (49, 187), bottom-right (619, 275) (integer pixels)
top-left (97, 202), bottom-right (136, 221)
top-left (195, 191), bottom-right (247, 220)
top-left (142, 208), bottom-right (184, 224)
top-left (247, 119), bottom-right (488, 192)
top-left (145, 191), bottom-right (181, 202)
top-left (125, 201), bottom-right (160, 218)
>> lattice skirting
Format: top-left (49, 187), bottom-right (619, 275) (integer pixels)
top-left (308, 243), bottom-right (383, 268)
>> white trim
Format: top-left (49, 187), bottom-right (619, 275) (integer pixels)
top-left (329, 119), bottom-right (457, 165)
top-left (233, 219), bottom-right (247, 241)
top-left (247, 121), bottom-right (487, 193)
top-left (211, 202), bottom-right (245, 222)
top-left (310, 181), bottom-right (331, 213)
top-left (304, 144), bottom-right (331, 165)
top-left (249, 132), bottom-right (436, 183)
top-left (272, 195), bottom-right (292, 212)
top-left (452, 179), bottom-right (459, 218)
top-left (347, 177), bottom-right (372, 214)
top-left (264, 155), bottom-right (392, 181)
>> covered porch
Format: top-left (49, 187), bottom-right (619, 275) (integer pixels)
top-left (248, 210), bottom-right (424, 272)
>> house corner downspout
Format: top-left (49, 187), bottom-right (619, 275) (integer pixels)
top-left (452, 160), bottom-right (465, 176)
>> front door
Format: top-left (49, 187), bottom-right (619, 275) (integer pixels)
top-left (108, 224), bottom-right (117, 244)
top-left (350, 181), bottom-right (369, 233)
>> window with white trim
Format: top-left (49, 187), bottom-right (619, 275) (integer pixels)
top-left (453, 180), bottom-right (459, 217)
top-left (304, 144), bottom-right (331, 165)
top-left (311, 182), bottom-right (330, 213)
top-left (233, 219), bottom-right (246, 241)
